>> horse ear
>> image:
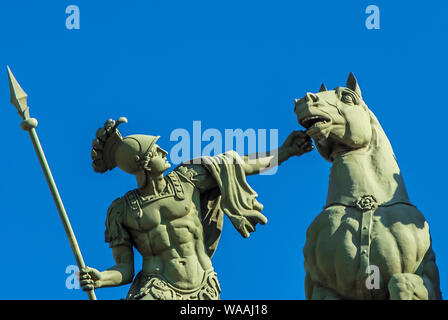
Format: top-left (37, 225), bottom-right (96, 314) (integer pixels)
top-left (346, 72), bottom-right (362, 97)
top-left (319, 83), bottom-right (327, 92)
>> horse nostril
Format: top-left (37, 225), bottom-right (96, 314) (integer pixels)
top-left (306, 93), bottom-right (319, 103)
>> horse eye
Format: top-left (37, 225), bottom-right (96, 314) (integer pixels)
top-left (342, 93), bottom-right (354, 104)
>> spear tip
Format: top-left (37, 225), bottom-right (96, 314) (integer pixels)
top-left (7, 65), bottom-right (29, 119)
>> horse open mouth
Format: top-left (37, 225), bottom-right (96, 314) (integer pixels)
top-left (300, 115), bottom-right (331, 130)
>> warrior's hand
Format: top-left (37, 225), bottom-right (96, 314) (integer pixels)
top-left (242, 130), bottom-right (313, 175)
top-left (281, 131), bottom-right (313, 157)
top-left (228, 211), bottom-right (268, 238)
top-left (79, 267), bottom-right (102, 291)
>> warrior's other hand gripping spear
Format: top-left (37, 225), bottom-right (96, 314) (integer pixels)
top-left (7, 66), bottom-right (96, 300)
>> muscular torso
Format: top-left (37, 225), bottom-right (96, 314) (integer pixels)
top-left (304, 204), bottom-right (430, 299)
top-left (121, 173), bottom-right (213, 290)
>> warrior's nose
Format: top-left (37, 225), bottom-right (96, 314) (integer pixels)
top-left (305, 92), bottom-right (319, 103)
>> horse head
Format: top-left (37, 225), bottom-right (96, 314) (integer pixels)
top-left (294, 73), bottom-right (382, 162)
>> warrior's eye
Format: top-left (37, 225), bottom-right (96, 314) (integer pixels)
top-left (156, 147), bottom-right (168, 157)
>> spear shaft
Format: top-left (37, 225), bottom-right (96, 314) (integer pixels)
top-left (7, 66), bottom-right (96, 300)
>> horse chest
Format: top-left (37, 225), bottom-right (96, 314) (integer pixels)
top-left (306, 205), bottom-right (429, 297)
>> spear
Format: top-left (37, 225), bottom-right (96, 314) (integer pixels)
top-left (7, 66), bottom-right (97, 300)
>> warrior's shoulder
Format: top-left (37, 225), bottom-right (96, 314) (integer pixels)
top-left (106, 196), bottom-right (126, 217)
top-left (174, 164), bottom-right (211, 185)
top-left (105, 195), bottom-right (132, 247)
top-left (108, 189), bottom-right (143, 211)
top-left (174, 163), bottom-right (216, 192)
top-left (175, 163), bottom-right (209, 179)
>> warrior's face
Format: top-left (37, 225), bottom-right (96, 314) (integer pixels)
top-left (146, 145), bottom-right (171, 176)
top-left (113, 134), bottom-right (169, 188)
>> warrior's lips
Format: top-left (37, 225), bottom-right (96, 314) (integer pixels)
top-left (300, 115), bottom-right (331, 130)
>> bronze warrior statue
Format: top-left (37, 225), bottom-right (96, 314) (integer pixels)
top-left (79, 118), bottom-right (313, 299)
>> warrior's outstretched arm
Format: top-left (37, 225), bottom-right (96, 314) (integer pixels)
top-left (242, 131), bottom-right (313, 176)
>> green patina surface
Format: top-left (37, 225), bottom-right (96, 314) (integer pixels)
top-left (80, 118), bottom-right (313, 299)
top-left (295, 73), bottom-right (442, 300)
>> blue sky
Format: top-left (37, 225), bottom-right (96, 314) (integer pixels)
top-left (1, 1), bottom-right (447, 299)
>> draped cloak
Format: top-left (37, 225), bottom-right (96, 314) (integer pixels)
top-left (183, 150), bottom-right (266, 257)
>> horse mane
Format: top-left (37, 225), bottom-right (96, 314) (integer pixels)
top-left (366, 106), bottom-right (397, 162)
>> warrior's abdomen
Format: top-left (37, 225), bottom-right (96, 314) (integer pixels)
top-left (303, 204), bottom-right (430, 299)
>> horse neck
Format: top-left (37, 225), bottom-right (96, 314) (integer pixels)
top-left (326, 113), bottom-right (410, 206)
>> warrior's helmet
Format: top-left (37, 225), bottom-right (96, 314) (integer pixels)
top-left (91, 117), bottom-right (160, 187)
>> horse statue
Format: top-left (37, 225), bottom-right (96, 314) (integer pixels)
top-left (294, 73), bottom-right (442, 300)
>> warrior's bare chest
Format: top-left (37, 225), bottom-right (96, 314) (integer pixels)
top-left (131, 198), bottom-right (192, 228)
top-left (123, 182), bottom-right (198, 231)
